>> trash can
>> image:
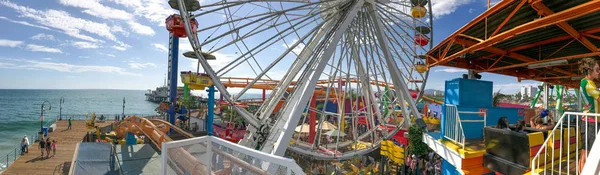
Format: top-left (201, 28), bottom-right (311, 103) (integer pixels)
top-left (42, 127), bottom-right (49, 137)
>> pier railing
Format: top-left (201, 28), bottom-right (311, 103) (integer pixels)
top-left (0, 119), bottom-right (56, 172)
top-left (443, 104), bottom-right (486, 150)
top-left (531, 112), bottom-right (600, 175)
top-left (0, 113), bottom-right (158, 172)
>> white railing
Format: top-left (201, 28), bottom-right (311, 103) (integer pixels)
top-left (162, 136), bottom-right (305, 175)
top-left (443, 104), bottom-right (486, 150)
top-left (531, 112), bottom-right (600, 175)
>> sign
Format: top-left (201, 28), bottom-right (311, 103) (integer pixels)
top-left (478, 108), bottom-right (487, 116)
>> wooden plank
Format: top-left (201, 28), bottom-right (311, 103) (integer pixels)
top-left (2, 121), bottom-right (112, 175)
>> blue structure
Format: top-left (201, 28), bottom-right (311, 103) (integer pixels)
top-left (206, 86), bottom-right (216, 136)
top-left (439, 78), bottom-right (524, 174)
top-left (167, 33), bottom-right (179, 127)
top-left (125, 132), bottom-right (137, 145)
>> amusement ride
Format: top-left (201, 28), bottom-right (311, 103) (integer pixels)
top-left (170, 0), bottom-right (433, 160)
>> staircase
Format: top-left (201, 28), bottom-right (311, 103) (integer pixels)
top-left (530, 112), bottom-right (600, 175)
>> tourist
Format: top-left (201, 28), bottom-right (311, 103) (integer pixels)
top-left (20, 136), bottom-right (27, 155)
top-left (24, 135), bottom-right (29, 153)
top-left (45, 138), bottom-right (51, 158)
top-left (52, 140), bottom-right (57, 157)
top-left (530, 110), bottom-right (554, 130)
top-left (495, 116), bottom-right (510, 131)
top-left (515, 120), bottom-right (527, 134)
top-left (68, 117), bottom-right (72, 130)
top-left (577, 57), bottom-right (600, 173)
top-left (39, 137), bottom-right (46, 157)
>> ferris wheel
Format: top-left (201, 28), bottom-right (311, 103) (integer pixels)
top-left (172, 0), bottom-right (433, 160)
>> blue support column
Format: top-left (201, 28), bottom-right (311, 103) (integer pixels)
top-left (207, 86), bottom-right (216, 136)
top-left (167, 33), bottom-right (179, 127)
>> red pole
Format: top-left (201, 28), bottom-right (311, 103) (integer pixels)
top-left (309, 94), bottom-right (317, 144)
top-left (262, 89), bottom-right (266, 102)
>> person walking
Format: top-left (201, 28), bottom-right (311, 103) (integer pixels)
top-left (52, 140), bottom-right (57, 157)
top-left (39, 138), bottom-right (46, 158)
top-left (45, 138), bottom-right (52, 158)
top-left (20, 137), bottom-right (26, 155)
top-left (24, 135), bottom-right (29, 153)
top-left (68, 117), bottom-right (72, 130)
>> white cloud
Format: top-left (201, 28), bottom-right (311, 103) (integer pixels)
top-left (106, 54), bottom-right (116, 57)
top-left (109, 0), bottom-right (177, 26)
top-left (468, 8), bottom-right (475, 13)
top-left (128, 22), bottom-right (155, 36)
top-left (0, 16), bottom-right (52, 31)
top-left (129, 62), bottom-right (157, 69)
top-left (153, 44), bottom-right (168, 53)
top-left (0, 62), bottom-right (16, 68)
top-left (30, 33), bottom-right (55, 40)
top-left (281, 39), bottom-right (305, 55)
top-left (111, 25), bottom-right (129, 37)
top-left (0, 39), bottom-right (23, 47)
top-left (79, 56), bottom-right (90, 58)
top-left (26, 44), bottom-right (62, 53)
top-left (112, 41), bottom-right (131, 51)
top-left (434, 68), bottom-right (467, 73)
top-left (58, 0), bottom-right (133, 20)
top-left (0, 58), bottom-right (140, 76)
top-left (72, 41), bottom-right (100, 49)
top-left (41, 58), bottom-right (52, 60)
top-left (431, 0), bottom-right (473, 18)
top-left (0, 1), bottom-right (112, 43)
top-left (189, 52), bottom-right (235, 72)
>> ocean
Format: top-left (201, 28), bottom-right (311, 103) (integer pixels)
top-left (0, 89), bottom-right (158, 161)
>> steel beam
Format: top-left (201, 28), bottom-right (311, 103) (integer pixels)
top-left (487, 52), bottom-right (600, 72)
top-left (368, 3), bottom-right (420, 126)
top-left (260, 0), bottom-right (365, 156)
top-left (529, 0), bottom-right (599, 52)
top-left (453, 38), bottom-right (575, 76)
top-left (429, 0), bottom-right (600, 67)
top-left (490, 0), bottom-right (527, 37)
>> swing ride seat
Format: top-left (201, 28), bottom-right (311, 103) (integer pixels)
top-left (180, 71), bottom-right (213, 90)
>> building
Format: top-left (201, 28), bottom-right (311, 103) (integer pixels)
top-left (520, 86), bottom-right (538, 99)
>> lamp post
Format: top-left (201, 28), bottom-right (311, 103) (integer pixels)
top-left (122, 97), bottom-right (126, 118)
top-left (40, 100), bottom-right (52, 135)
top-left (59, 97), bottom-right (64, 120)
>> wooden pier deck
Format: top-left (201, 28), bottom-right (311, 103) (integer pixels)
top-left (1, 121), bottom-right (112, 175)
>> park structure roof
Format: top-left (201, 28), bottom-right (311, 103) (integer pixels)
top-left (426, 0), bottom-right (600, 88)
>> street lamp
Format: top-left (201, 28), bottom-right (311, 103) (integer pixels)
top-left (40, 100), bottom-right (52, 134)
top-left (59, 97), bottom-right (64, 120)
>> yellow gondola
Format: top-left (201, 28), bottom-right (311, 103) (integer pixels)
top-left (180, 71), bottom-right (213, 90)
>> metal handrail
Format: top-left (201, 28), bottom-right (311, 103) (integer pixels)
top-left (530, 111), bottom-right (600, 175)
top-left (444, 104), bottom-right (486, 150)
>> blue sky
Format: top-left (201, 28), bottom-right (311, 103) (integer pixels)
top-left (0, 0), bottom-right (538, 94)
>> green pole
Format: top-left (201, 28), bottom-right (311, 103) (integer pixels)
top-left (183, 84), bottom-right (190, 102)
top-left (384, 86), bottom-right (390, 116)
top-left (555, 85), bottom-right (564, 117)
top-left (531, 82), bottom-right (544, 108)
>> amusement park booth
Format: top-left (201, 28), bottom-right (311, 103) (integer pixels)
top-left (433, 78), bottom-right (529, 175)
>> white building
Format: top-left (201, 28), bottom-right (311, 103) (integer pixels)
top-left (520, 86), bottom-right (538, 99)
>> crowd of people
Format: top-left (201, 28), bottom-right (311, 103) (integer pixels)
top-left (20, 136), bottom-right (57, 159)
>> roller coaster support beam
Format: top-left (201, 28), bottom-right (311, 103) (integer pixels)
top-left (167, 33), bottom-right (179, 128)
top-left (531, 82), bottom-right (543, 108)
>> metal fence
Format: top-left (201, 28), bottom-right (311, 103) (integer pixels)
top-left (531, 112), bottom-right (600, 175)
top-left (162, 136), bottom-right (304, 175)
top-left (0, 119), bottom-right (56, 172)
top-left (443, 104), bottom-right (486, 150)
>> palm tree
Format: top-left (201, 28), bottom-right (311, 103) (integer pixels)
top-left (492, 90), bottom-right (506, 107)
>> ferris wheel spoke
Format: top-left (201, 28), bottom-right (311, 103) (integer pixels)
top-left (215, 5), bottom-right (339, 76)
